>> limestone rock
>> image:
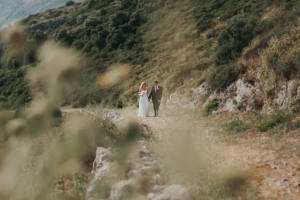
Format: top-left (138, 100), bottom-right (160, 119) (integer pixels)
top-left (45, 17), bottom-right (67, 33)
top-left (110, 180), bottom-right (135, 200)
top-left (28, 17), bottom-right (67, 33)
top-left (148, 185), bottom-right (192, 200)
top-left (102, 111), bottom-right (124, 125)
top-left (86, 147), bottom-right (116, 200)
top-left (138, 123), bottom-right (152, 138)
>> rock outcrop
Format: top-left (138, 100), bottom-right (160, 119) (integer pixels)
top-left (86, 147), bottom-right (117, 200)
top-left (28, 17), bottom-right (67, 33)
top-left (166, 77), bottom-right (300, 115)
top-left (86, 141), bottom-right (192, 200)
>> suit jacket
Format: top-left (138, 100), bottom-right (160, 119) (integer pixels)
top-left (148, 85), bottom-right (163, 102)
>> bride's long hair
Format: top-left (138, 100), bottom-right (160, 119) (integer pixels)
top-left (139, 82), bottom-right (147, 93)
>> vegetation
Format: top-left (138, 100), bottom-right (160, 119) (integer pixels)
top-left (66, 0), bottom-right (75, 6)
top-left (1, 0), bottom-right (300, 110)
top-left (221, 110), bottom-right (300, 135)
top-left (202, 100), bottom-right (218, 116)
top-left (223, 119), bottom-right (249, 133)
top-left (2, 1), bottom-right (300, 199)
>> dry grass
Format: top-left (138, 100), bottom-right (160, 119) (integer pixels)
top-left (137, 1), bottom-right (208, 96)
top-left (117, 107), bottom-right (300, 200)
top-left (120, 107), bottom-right (256, 200)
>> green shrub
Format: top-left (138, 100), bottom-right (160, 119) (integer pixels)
top-left (256, 110), bottom-right (285, 132)
top-left (223, 120), bottom-right (249, 133)
top-left (66, 18), bottom-right (78, 26)
top-left (213, 15), bottom-right (257, 66)
top-left (0, 96), bottom-right (7, 102)
top-left (55, 29), bottom-right (74, 46)
top-left (85, 17), bottom-right (101, 27)
top-left (32, 30), bottom-right (47, 44)
top-left (109, 11), bottom-right (130, 29)
top-left (202, 100), bottom-right (219, 116)
top-left (107, 30), bottom-right (126, 49)
top-left (100, 8), bottom-right (107, 15)
top-left (66, 0), bottom-right (75, 6)
top-left (207, 63), bottom-right (245, 90)
top-left (92, 35), bottom-right (106, 50)
top-left (87, 0), bottom-right (97, 8)
top-left (72, 40), bottom-right (85, 49)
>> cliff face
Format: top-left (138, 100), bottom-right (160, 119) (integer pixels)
top-left (0, 0), bottom-right (82, 28)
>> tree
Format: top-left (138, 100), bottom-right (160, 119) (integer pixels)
top-left (66, 1), bottom-right (75, 6)
top-left (213, 15), bottom-right (257, 65)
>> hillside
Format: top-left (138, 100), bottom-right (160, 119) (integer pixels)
top-left (2, 1), bottom-right (300, 199)
top-left (0, 0), bottom-right (83, 28)
top-left (1, 0), bottom-right (300, 112)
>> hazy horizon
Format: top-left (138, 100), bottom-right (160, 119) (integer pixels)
top-left (0, 0), bottom-right (82, 29)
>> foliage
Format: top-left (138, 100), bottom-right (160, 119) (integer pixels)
top-left (66, 1), bottom-right (75, 6)
top-left (2, 0), bottom-right (300, 110)
top-left (202, 100), bottom-right (219, 116)
top-left (213, 15), bottom-right (257, 66)
top-left (256, 111), bottom-right (285, 132)
top-left (207, 63), bottom-right (245, 90)
top-left (223, 119), bottom-right (249, 133)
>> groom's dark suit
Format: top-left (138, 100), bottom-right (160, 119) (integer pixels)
top-left (148, 85), bottom-right (163, 116)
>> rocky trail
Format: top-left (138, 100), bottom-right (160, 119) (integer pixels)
top-left (62, 107), bottom-right (300, 199)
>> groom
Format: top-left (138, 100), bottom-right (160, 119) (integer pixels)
top-left (148, 80), bottom-right (163, 117)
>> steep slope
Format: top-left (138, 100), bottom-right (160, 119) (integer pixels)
top-left (1, 0), bottom-right (300, 113)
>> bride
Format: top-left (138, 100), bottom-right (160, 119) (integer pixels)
top-left (138, 82), bottom-right (149, 118)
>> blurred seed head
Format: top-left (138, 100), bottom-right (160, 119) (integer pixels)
top-left (0, 24), bottom-right (25, 46)
top-left (27, 41), bottom-right (82, 103)
top-left (97, 62), bottom-right (132, 88)
top-left (5, 119), bottom-right (26, 137)
top-left (25, 98), bottom-right (52, 134)
top-left (220, 169), bottom-right (247, 197)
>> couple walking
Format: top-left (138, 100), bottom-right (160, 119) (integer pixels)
top-left (138, 81), bottom-right (163, 118)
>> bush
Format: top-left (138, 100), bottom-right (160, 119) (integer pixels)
top-left (0, 96), bottom-right (7, 102)
top-left (87, 0), bottom-right (97, 8)
top-left (223, 120), bottom-right (249, 133)
top-left (107, 30), bottom-right (126, 49)
top-left (213, 15), bottom-right (257, 66)
top-left (207, 63), bottom-right (245, 90)
top-left (109, 11), bottom-right (130, 29)
top-left (85, 17), bottom-right (101, 27)
top-left (202, 100), bottom-right (219, 116)
top-left (72, 40), bottom-right (85, 49)
top-left (92, 35), bottom-right (106, 50)
top-left (66, 0), bottom-right (75, 6)
top-left (256, 111), bottom-right (285, 132)
top-left (66, 18), bottom-right (77, 26)
top-left (55, 29), bottom-right (74, 45)
top-left (48, 105), bottom-right (62, 118)
top-left (32, 30), bottom-right (47, 44)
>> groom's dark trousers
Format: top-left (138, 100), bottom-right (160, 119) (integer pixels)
top-left (148, 86), bottom-right (163, 116)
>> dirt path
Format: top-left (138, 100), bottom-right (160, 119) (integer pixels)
top-left (120, 108), bottom-right (300, 200)
top-left (61, 106), bottom-right (300, 199)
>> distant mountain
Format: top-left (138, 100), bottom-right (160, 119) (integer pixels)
top-left (0, 0), bottom-right (82, 28)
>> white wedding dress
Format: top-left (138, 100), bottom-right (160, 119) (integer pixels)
top-left (138, 90), bottom-right (149, 118)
